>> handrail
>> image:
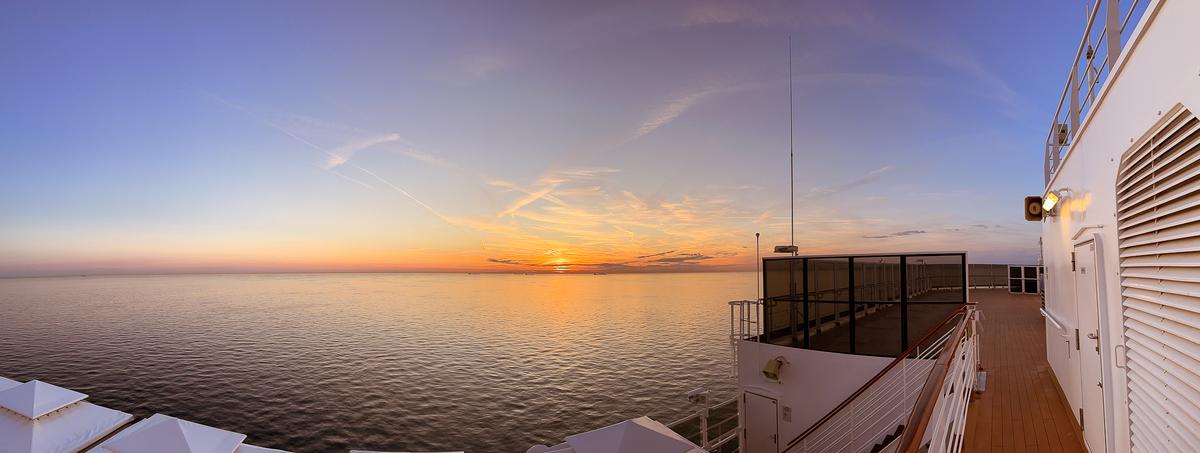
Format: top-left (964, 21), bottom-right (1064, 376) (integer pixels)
top-left (1040, 307), bottom-right (1066, 331)
top-left (782, 306), bottom-right (969, 451)
top-left (895, 309), bottom-right (974, 452)
top-left (1044, 0), bottom-right (1145, 186)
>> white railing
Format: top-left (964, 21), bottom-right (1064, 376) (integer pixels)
top-left (785, 328), bottom-right (954, 452)
top-left (915, 319), bottom-right (979, 453)
top-left (782, 307), bottom-right (980, 453)
top-left (896, 308), bottom-right (980, 453)
top-left (1044, 0), bottom-right (1145, 185)
top-left (729, 299), bottom-right (763, 379)
top-left (666, 393), bottom-right (740, 452)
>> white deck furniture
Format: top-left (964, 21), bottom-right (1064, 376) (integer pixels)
top-left (0, 376), bottom-right (134, 453)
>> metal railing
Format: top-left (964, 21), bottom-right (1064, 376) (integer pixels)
top-left (1044, 0), bottom-right (1146, 185)
top-left (729, 299), bottom-right (763, 379)
top-left (896, 308), bottom-right (980, 453)
top-left (667, 393), bottom-right (740, 452)
top-left (782, 308), bottom-right (976, 453)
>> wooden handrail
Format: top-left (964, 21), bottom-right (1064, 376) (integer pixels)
top-left (895, 309), bottom-right (975, 452)
top-left (782, 306), bottom-right (968, 452)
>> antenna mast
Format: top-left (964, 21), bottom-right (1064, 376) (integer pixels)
top-left (788, 36), bottom-right (796, 255)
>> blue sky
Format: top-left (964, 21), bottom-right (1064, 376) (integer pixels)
top-left (0, 1), bottom-right (1091, 276)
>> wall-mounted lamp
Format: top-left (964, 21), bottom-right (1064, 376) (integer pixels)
top-left (1042, 191), bottom-right (1061, 214)
top-left (1043, 189), bottom-right (1070, 217)
top-left (1026, 189), bottom-right (1068, 221)
top-left (762, 356), bottom-right (788, 382)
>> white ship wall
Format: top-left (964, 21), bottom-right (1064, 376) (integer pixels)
top-left (1042, 0), bottom-right (1200, 452)
top-left (736, 340), bottom-right (891, 451)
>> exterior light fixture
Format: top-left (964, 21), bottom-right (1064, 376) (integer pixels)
top-left (762, 356), bottom-right (788, 382)
top-left (1042, 191), bottom-right (1061, 213)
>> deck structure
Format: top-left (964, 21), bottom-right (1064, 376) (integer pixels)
top-left (964, 290), bottom-right (1085, 452)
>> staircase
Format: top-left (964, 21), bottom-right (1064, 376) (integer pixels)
top-left (869, 425), bottom-right (904, 453)
top-left (782, 307), bottom-right (979, 453)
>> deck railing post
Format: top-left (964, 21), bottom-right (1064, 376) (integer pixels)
top-left (1069, 64), bottom-right (1080, 135)
top-left (900, 256), bottom-right (909, 350)
top-left (803, 258), bottom-right (810, 348)
top-left (1106, 0), bottom-right (1120, 72)
top-left (848, 257), bottom-right (856, 354)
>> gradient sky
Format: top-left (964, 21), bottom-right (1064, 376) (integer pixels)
top-left (0, 1), bottom-right (1091, 276)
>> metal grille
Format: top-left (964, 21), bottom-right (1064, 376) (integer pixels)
top-left (1116, 106), bottom-right (1200, 452)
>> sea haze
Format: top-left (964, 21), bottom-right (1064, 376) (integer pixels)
top-left (0, 272), bottom-right (751, 451)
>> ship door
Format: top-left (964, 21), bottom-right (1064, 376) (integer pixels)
top-left (744, 392), bottom-right (778, 453)
top-left (1073, 240), bottom-right (1107, 452)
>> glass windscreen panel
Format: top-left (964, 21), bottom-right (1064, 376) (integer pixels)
top-left (759, 253), bottom-right (967, 358)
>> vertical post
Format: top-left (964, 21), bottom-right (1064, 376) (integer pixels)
top-left (700, 398), bottom-right (710, 449)
top-left (900, 255), bottom-right (909, 351)
top-left (1106, 0), bottom-right (1121, 72)
top-left (848, 257), bottom-right (856, 354)
top-left (1069, 65), bottom-right (1080, 134)
top-left (961, 254), bottom-right (969, 305)
top-left (789, 259), bottom-right (797, 345)
top-left (1045, 143), bottom-right (1052, 186)
top-left (762, 260), bottom-right (769, 343)
top-left (803, 258), bottom-right (810, 348)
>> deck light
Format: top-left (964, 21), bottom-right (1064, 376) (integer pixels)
top-left (762, 356), bottom-right (788, 382)
top-left (1042, 191), bottom-right (1061, 214)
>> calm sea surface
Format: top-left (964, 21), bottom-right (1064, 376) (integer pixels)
top-left (0, 272), bottom-right (753, 452)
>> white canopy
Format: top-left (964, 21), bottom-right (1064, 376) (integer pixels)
top-left (0, 380), bottom-right (87, 419)
top-left (528, 416), bottom-right (705, 453)
top-left (0, 377), bottom-right (134, 453)
top-left (349, 451), bottom-right (464, 453)
top-left (93, 413), bottom-right (245, 453)
top-left (234, 445), bottom-right (290, 453)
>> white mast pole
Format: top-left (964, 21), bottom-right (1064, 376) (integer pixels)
top-left (788, 36), bottom-right (796, 256)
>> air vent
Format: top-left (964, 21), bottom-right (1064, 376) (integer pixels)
top-left (1116, 105), bottom-right (1200, 453)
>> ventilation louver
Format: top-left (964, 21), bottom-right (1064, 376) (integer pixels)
top-left (1116, 106), bottom-right (1200, 452)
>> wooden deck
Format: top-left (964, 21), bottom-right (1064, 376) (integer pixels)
top-left (963, 290), bottom-right (1086, 452)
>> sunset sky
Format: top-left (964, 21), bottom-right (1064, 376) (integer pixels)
top-left (0, 1), bottom-right (1089, 276)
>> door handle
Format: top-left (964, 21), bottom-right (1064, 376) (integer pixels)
top-left (1087, 332), bottom-right (1098, 339)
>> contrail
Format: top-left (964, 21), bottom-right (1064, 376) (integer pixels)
top-left (354, 165), bottom-right (451, 224)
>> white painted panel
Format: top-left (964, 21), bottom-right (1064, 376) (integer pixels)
top-left (1117, 106), bottom-right (1200, 453)
top-left (1041, 1), bottom-right (1200, 451)
top-left (736, 341), bottom-right (891, 449)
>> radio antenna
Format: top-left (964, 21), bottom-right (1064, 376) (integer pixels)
top-left (788, 36), bottom-right (796, 255)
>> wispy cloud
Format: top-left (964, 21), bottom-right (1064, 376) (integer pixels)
top-left (803, 166), bottom-right (894, 198)
top-left (324, 133), bottom-right (401, 169)
top-left (863, 229), bottom-right (927, 239)
top-left (635, 90), bottom-right (714, 138)
top-left (636, 250), bottom-right (676, 259)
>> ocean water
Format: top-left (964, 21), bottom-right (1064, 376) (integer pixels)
top-left (0, 272), bottom-right (753, 452)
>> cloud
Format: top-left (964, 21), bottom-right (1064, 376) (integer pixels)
top-left (635, 90), bottom-right (713, 138)
top-left (636, 250), bottom-right (676, 259)
top-left (496, 167), bottom-right (619, 218)
top-left (649, 253), bottom-right (714, 264)
top-left (354, 165), bottom-right (451, 224)
top-left (804, 166), bottom-right (894, 198)
top-left (324, 133), bottom-right (401, 169)
top-left (862, 229), bottom-right (927, 239)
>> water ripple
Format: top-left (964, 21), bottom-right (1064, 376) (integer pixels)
top-left (0, 273), bottom-right (749, 452)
